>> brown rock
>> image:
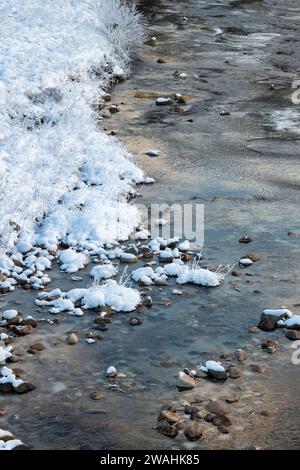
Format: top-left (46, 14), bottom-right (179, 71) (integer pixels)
top-left (28, 343), bottom-right (45, 354)
top-left (234, 349), bottom-right (247, 363)
top-left (0, 409), bottom-right (6, 417)
top-left (157, 420), bottom-right (178, 438)
top-left (15, 382), bottom-right (36, 394)
top-left (261, 339), bottom-right (277, 354)
top-left (0, 383), bottom-right (14, 393)
top-left (67, 333), bottom-right (78, 345)
top-left (250, 363), bottom-right (266, 374)
top-left (218, 425), bottom-right (230, 434)
top-left (257, 314), bottom-right (278, 332)
top-left (7, 355), bottom-right (19, 363)
top-left (227, 365), bottom-right (243, 379)
top-left (184, 421), bottom-right (203, 441)
top-left (160, 410), bottom-right (180, 424)
top-left (248, 326), bottom-right (260, 334)
top-left (212, 415), bottom-right (232, 427)
top-left (10, 325), bottom-right (33, 336)
top-left (231, 270), bottom-right (242, 277)
top-left (225, 394), bottom-right (240, 404)
top-left (21, 318), bottom-right (37, 328)
top-left (129, 318), bottom-right (143, 326)
top-left (285, 330), bottom-right (300, 340)
top-left (90, 391), bottom-right (104, 400)
top-left (206, 400), bottom-right (230, 416)
top-left (204, 413), bottom-right (214, 422)
top-left (176, 372), bottom-right (195, 390)
top-left (175, 420), bottom-right (186, 430)
top-left (245, 252), bottom-right (260, 262)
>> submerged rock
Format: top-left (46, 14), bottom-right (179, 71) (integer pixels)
top-left (285, 330), bottom-right (300, 340)
top-left (67, 333), bottom-right (78, 345)
top-left (227, 365), bottom-right (243, 379)
top-left (261, 339), bottom-right (277, 354)
top-left (250, 363), bottom-right (266, 374)
top-left (205, 400), bottom-right (230, 416)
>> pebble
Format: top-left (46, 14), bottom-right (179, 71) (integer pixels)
top-left (157, 420), bottom-right (178, 438)
top-left (248, 326), bottom-right (260, 334)
top-left (231, 270), bottom-right (242, 277)
top-left (257, 314), bottom-right (278, 331)
top-left (106, 366), bottom-right (117, 378)
top-left (176, 372), bottom-right (195, 390)
top-left (205, 400), bottom-right (230, 416)
top-left (144, 37), bottom-right (160, 47)
top-left (160, 410), bottom-right (180, 424)
top-left (212, 415), bottom-right (232, 427)
top-left (109, 105), bottom-right (120, 114)
top-left (67, 333), bottom-right (78, 345)
top-left (225, 394), bottom-right (240, 404)
top-left (172, 289), bottom-right (182, 295)
top-left (234, 349), bottom-right (247, 363)
top-left (285, 330), bottom-right (300, 340)
top-left (261, 339), bottom-right (277, 354)
top-left (239, 236), bottom-right (253, 244)
top-left (28, 342), bottom-right (45, 354)
top-left (156, 97), bottom-right (172, 106)
top-left (146, 149), bottom-right (159, 157)
top-left (245, 252), bottom-right (260, 262)
top-left (219, 110), bottom-right (231, 116)
top-left (184, 421), bottom-right (203, 441)
top-left (250, 363), bottom-right (266, 374)
top-left (218, 425), bottom-right (230, 434)
top-left (129, 318), bottom-right (143, 326)
top-left (90, 391), bottom-right (103, 400)
top-left (227, 365), bottom-right (243, 379)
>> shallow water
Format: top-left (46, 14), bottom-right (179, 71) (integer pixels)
top-left (1, 0), bottom-right (300, 450)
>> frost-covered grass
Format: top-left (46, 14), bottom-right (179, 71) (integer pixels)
top-left (0, 0), bottom-right (144, 254)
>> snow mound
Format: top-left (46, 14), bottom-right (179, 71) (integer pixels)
top-left (176, 267), bottom-right (223, 287)
top-left (0, 0), bottom-right (144, 253)
top-left (82, 280), bottom-right (141, 312)
top-left (90, 265), bottom-right (118, 281)
top-left (58, 249), bottom-right (88, 274)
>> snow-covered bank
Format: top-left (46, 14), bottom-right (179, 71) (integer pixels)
top-left (0, 0), bottom-right (144, 256)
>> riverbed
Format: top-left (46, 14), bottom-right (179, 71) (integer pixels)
top-left (1, 0), bottom-right (300, 450)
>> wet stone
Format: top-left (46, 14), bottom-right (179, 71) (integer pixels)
top-left (28, 343), bottom-right (45, 354)
top-left (206, 400), bottom-right (230, 416)
top-left (184, 421), bottom-right (203, 441)
top-left (157, 420), bottom-right (178, 438)
top-left (285, 330), bottom-right (300, 340)
top-left (159, 410), bottom-right (180, 424)
top-left (250, 363), bottom-right (266, 374)
top-left (261, 339), bottom-right (277, 354)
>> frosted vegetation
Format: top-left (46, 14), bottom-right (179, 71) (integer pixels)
top-left (0, 0), bottom-right (144, 255)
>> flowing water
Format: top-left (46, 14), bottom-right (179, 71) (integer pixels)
top-left (1, 0), bottom-right (300, 450)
